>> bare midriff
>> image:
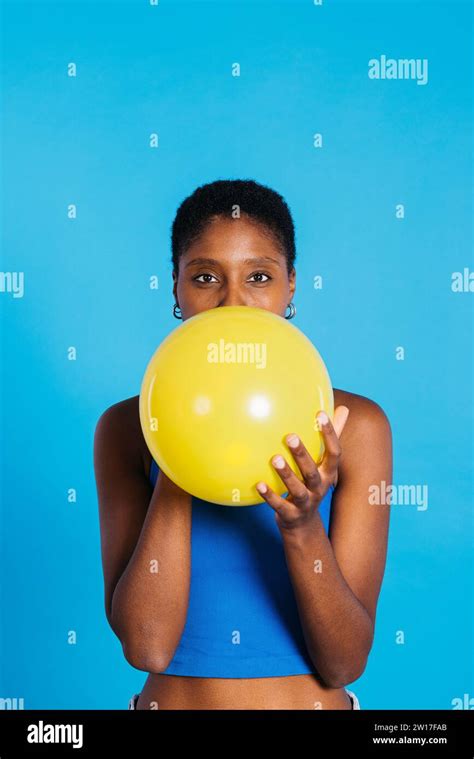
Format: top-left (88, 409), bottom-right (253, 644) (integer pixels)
top-left (135, 672), bottom-right (353, 710)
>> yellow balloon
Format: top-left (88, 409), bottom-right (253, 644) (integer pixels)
top-left (139, 305), bottom-right (334, 506)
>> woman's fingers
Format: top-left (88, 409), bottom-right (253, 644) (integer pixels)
top-left (331, 405), bottom-right (350, 438)
top-left (284, 433), bottom-right (323, 494)
top-left (316, 406), bottom-right (349, 482)
top-left (257, 442), bottom-right (321, 515)
top-left (255, 406), bottom-right (350, 519)
top-left (269, 454), bottom-right (310, 506)
top-left (255, 481), bottom-right (291, 517)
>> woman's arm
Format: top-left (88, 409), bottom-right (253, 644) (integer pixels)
top-left (93, 402), bottom-right (192, 673)
top-left (259, 396), bottom-right (392, 688)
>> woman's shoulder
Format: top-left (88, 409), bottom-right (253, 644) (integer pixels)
top-left (333, 388), bottom-right (390, 424)
top-left (96, 394), bottom-right (140, 429)
top-left (95, 394), bottom-right (150, 475)
top-left (332, 388), bottom-right (392, 477)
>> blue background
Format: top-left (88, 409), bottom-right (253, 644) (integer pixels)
top-left (1, 0), bottom-right (472, 709)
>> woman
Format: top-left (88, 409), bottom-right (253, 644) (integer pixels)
top-left (94, 179), bottom-right (392, 710)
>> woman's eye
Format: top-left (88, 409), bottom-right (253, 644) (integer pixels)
top-left (249, 272), bottom-right (271, 283)
top-left (193, 273), bottom-right (218, 283)
top-left (193, 272), bottom-right (272, 284)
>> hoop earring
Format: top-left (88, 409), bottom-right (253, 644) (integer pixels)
top-left (284, 302), bottom-right (296, 320)
top-left (173, 303), bottom-right (183, 320)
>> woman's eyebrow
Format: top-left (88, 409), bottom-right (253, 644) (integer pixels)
top-left (184, 257), bottom-right (220, 268)
top-left (243, 256), bottom-right (282, 267)
top-left (184, 256), bottom-right (282, 268)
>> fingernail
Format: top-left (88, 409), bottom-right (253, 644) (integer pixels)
top-left (256, 482), bottom-right (267, 494)
top-left (286, 434), bottom-right (299, 448)
top-left (272, 455), bottom-right (285, 469)
top-left (318, 412), bottom-right (328, 425)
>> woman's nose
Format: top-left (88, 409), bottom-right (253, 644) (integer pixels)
top-left (218, 292), bottom-right (248, 308)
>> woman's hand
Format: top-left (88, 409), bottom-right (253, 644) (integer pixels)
top-left (255, 405), bottom-right (350, 533)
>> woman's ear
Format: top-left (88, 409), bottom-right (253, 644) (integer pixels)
top-left (172, 270), bottom-right (178, 301)
top-left (288, 267), bottom-right (296, 300)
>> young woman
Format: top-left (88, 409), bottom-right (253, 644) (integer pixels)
top-left (94, 179), bottom-right (392, 710)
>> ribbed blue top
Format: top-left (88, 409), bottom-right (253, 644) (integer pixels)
top-left (149, 459), bottom-right (334, 678)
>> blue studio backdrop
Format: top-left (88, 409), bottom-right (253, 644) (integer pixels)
top-left (1, 0), bottom-right (472, 709)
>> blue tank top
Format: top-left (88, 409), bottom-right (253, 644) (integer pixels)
top-left (149, 458), bottom-right (334, 678)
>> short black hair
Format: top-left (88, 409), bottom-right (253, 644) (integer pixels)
top-left (171, 179), bottom-right (296, 275)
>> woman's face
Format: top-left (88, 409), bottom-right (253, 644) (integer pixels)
top-left (172, 216), bottom-right (296, 320)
